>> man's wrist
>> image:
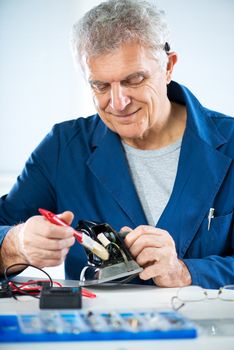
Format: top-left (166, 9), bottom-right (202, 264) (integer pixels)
top-left (0, 224), bottom-right (28, 274)
top-left (178, 259), bottom-right (192, 286)
top-left (153, 259), bottom-right (192, 287)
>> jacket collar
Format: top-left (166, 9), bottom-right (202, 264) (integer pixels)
top-left (168, 81), bottom-right (227, 148)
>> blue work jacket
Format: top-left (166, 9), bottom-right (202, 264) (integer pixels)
top-left (0, 81), bottom-right (234, 288)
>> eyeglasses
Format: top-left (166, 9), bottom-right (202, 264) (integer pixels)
top-left (171, 285), bottom-right (234, 311)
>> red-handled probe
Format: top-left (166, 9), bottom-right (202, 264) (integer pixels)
top-left (38, 208), bottom-right (109, 261)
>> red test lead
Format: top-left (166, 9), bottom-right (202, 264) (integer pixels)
top-left (38, 208), bottom-right (109, 261)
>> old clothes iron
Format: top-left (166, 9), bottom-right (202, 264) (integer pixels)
top-left (76, 221), bottom-right (143, 286)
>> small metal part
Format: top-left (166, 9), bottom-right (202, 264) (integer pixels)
top-left (128, 317), bottom-right (139, 331)
top-left (86, 311), bottom-right (109, 332)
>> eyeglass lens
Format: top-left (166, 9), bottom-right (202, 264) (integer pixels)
top-left (177, 286), bottom-right (207, 302)
top-left (177, 285), bottom-right (234, 302)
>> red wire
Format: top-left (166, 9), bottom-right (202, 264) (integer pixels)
top-left (9, 281), bottom-right (39, 295)
top-left (8, 280), bottom-right (96, 298)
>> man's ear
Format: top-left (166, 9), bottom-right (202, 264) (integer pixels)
top-left (166, 52), bottom-right (178, 84)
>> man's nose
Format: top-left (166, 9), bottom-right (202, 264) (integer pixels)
top-left (109, 83), bottom-right (131, 111)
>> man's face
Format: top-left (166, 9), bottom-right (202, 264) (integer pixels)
top-left (83, 42), bottom-right (174, 147)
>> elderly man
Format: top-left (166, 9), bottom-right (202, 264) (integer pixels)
top-left (0, 0), bottom-right (233, 289)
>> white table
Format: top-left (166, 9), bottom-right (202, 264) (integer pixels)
top-left (0, 281), bottom-right (234, 350)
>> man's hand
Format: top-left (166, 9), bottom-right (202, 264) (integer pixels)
top-left (122, 225), bottom-right (192, 287)
top-left (0, 211), bottom-right (75, 274)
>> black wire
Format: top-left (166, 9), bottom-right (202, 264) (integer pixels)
top-left (3, 263), bottom-right (53, 300)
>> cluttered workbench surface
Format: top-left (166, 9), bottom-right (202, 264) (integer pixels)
top-left (0, 280), bottom-right (234, 350)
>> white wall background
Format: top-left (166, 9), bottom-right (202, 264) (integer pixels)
top-left (1, 0), bottom-right (234, 192)
top-left (0, 0), bottom-right (233, 278)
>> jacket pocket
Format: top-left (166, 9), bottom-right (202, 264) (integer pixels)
top-left (186, 211), bottom-right (234, 257)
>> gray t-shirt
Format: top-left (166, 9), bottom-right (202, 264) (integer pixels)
top-left (122, 139), bottom-right (182, 226)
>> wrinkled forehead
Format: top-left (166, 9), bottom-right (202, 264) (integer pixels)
top-left (81, 42), bottom-right (160, 82)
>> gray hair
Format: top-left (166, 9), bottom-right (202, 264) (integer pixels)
top-left (71, 0), bottom-right (171, 70)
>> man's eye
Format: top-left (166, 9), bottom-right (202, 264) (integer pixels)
top-left (91, 83), bottom-right (109, 93)
top-left (125, 75), bottom-right (145, 86)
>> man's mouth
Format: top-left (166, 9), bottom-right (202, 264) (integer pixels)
top-left (110, 108), bottom-right (141, 118)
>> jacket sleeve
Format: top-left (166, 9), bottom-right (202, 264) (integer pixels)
top-left (183, 255), bottom-right (234, 288)
top-left (0, 127), bottom-right (60, 245)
